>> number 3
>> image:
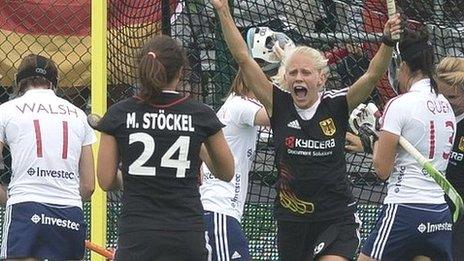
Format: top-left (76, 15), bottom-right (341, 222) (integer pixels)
top-left (128, 133), bottom-right (191, 178)
top-left (428, 120), bottom-right (454, 160)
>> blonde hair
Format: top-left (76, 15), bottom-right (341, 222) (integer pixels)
top-left (271, 46), bottom-right (329, 90)
top-left (436, 57), bottom-right (464, 89)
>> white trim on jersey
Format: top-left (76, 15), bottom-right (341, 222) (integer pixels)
top-left (371, 204), bottom-right (398, 260)
top-left (322, 87), bottom-right (348, 99)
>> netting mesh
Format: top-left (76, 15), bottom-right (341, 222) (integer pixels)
top-left (0, 0), bottom-right (463, 260)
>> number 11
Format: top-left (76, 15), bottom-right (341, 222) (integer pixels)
top-left (33, 120), bottom-right (69, 159)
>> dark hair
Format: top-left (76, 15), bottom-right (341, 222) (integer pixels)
top-left (398, 28), bottom-right (438, 94)
top-left (16, 54), bottom-right (58, 95)
top-left (137, 35), bottom-right (187, 104)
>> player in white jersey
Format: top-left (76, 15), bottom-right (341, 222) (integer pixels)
top-left (0, 54), bottom-right (96, 260)
top-left (356, 29), bottom-right (455, 261)
top-left (200, 68), bottom-right (270, 261)
top-left (201, 27), bottom-right (292, 260)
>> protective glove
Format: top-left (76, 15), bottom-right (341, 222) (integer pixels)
top-left (349, 103), bottom-right (381, 154)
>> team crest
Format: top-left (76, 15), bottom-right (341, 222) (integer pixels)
top-left (319, 118), bottom-right (336, 136)
top-left (459, 136), bottom-right (464, 152)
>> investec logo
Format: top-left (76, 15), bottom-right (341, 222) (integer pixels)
top-left (27, 167), bottom-right (75, 180)
top-left (30, 214), bottom-right (80, 231)
top-left (417, 222), bottom-right (452, 233)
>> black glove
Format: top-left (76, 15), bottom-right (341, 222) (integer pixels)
top-left (358, 123), bottom-right (379, 154)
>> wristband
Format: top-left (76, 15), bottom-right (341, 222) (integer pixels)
top-left (382, 34), bottom-right (396, 47)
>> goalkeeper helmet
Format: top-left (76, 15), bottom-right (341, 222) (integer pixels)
top-left (246, 27), bottom-right (294, 71)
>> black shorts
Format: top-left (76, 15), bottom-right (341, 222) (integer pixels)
top-left (277, 213), bottom-right (361, 261)
top-left (114, 230), bottom-right (208, 261)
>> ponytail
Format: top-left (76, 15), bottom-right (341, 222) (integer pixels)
top-left (137, 35), bottom-right (187, 104)
top-left (399, 28), bottom-right (437, 94)
top-left (138, 52), bottom-right (167, 103)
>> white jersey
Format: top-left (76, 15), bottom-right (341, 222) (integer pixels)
top-left (381, 79), bottom-right (456, 204)
top-left (0, 89), bottom-right (96, 208)
top-left (200, 94), bottom-right (262, 221)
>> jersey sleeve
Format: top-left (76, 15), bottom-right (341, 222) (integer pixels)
top-left (271, 84), bottom-right (293, 125)
top-left (82, 117), bottom-right (97, 146)
top-left (230, 98), bottom-right (262, 127)
top-left (381, 97), bottom-right (409, 136)
top-left (321, 88), bottom-right (349, 122)
top-left (200, 105), bottom-right (225, 137)
top-left (97, 104), bottom-right (124, 136)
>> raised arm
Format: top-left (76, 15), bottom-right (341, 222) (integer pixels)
top-left (347, 14), bottom-right (402, 111)
top-left (212, 0), bottom-right (273, 116)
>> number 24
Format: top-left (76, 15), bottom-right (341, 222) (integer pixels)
top-left (128, 133), bottom-right (191, 178)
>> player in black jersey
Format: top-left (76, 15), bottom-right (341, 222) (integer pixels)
top-left (96, 35), bottom-right (234, 261)
top-left (436, 57), bottom-right (464, 261)
top-left (212, 0), bottom-right (404, 259)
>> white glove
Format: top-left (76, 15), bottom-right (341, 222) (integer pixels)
top-left (349, 103), bottom-right (381, 153)
top-left (349, 103), bottom-right (381, 134)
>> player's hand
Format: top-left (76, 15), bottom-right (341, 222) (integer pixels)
top-left (383, 13), bottom-right (404, 41)
top-left (345, 132), bottom-right (364, 153)
top-left (272, 41), bottom-right (294, 61)
top-left (211, 0), bottom-right (229, 11)
top-left (349, 103), bottom-right (380, 134)
top-left (358, 123), bottom-right (378, 154)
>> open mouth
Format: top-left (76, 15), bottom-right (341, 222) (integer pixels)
top-left (293, 85), bottom-right (308, 98)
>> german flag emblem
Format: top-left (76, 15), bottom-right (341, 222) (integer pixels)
top-left (319, 118), bottom-right (336, 136)
top-left (459, 136), bottom-right (464, 152)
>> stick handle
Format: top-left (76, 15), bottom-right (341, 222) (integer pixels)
top-left (85, 240), bottom-right (114, 259)
top-left (386, 0), bottom-right (400, 40)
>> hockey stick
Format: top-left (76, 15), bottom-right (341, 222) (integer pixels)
top-left (85, 240), bottom-right (115, 259)
top-left (383, 0), bottom-right (463, 221)
top-left (386, 0), bottom-right (399, 40)
top-left (350, 103), bottom-right (464, 223)
top-left (398, 137), bottom-right (464, 222)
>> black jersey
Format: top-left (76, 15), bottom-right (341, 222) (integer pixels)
top-left (447, 117), bottom-right (464, 198)
top-left (271, 85), bottom-right (355, 222)
top-left (98, 93), bottom-right (224, 233)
